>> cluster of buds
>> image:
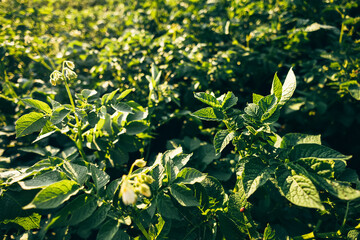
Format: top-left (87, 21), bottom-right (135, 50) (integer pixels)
top-left (49, 61), bottom-right (77, 86)
top-left (120, 159), bottom-right (154, 206)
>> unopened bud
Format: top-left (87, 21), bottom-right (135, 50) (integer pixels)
top-left (139, 184), bottom-right (151, 197)
top-left (144, 175), bottom-right (154, 184)
top-left (134, 159), bottom-right (146, 168)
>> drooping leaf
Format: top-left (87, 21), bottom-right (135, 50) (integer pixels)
top-left (16, 112), bottom-right (48, 138)
top-left (22, 98), bottom-right (52, 114)
top-left (170, 183), bottom-right (199, 207)
top-left (191, 107), bottom-right (224, 121)
top-left (214, 129), bottom-right (235, 154)
top-left (194, 92), bottom-right (221, 108)
top-left (310, 174), bottom-right (360, 200)
top-left (275, 166), bottom-right (324, 210)
top-left (290, 144), bottom-right (351, 161)
top-left (23, 180), bottom-right (80, 209)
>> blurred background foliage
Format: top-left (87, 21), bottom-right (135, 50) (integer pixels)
top-left (1, 0), bottom-right (359, 173)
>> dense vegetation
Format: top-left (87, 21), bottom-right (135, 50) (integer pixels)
top-left (1, 0), bottom-right (360, 239)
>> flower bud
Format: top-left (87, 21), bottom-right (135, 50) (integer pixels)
top-left (133, 159), bottom-right (146, 168)
top-left (139, 184), bottom-right (151, 197)
top-left (144, 175), bottom-right (154, 184)
top-left (64, 61), bottom-right (75, 70)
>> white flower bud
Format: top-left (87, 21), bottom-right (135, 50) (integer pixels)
top-left (133, 159), bottom-right (146, 168)
top-left (64, 68), bottom-right (77, 80)
top-left (139, 184), bottom-right (151, 197)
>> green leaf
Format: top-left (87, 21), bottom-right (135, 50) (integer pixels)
top-left (263, 223), bottom-right (276, 240)
top-left (175, 167), bottom-right (207, 184)
top-left (97, 219), bottom-right (119, 240)
top-left (279, 68), bottom-right (296, 105)
top-left (214, 129), bottom-right (235, 154)
top-left (295, 158), bottom-right (336, 178)
top-left (117, 89), bottom-right (133, 101)
top-left (191, 107), bottom-right (224, 121)
top-left (78, 204), bottom-right (111, 232)
top-left (172, 153), bottom-right (193, 175)
top-left (275, 166), bottom-right (324, 210)
top-left (290, 144), bottom-right (351, 161)
top-left (1, 213), bottom-right (41, 230)
top-left (106, 88), bottom-right (119, 104)
top-left (310, 174), bottom-right (360, 200)
top-left (125, 121), bottom-right (148, 135)
top-left (170, 183), bottom-right (199, 207)
top-left (194, 92), bottom-right (221, 108)
top-left (200, 176), bottom-right (226, 208)
top-left (240, 158), bottom-right (272, 198)
top-left (228, 192), bottom-right (247, 227)
top-left (50, 106), bottom-right (71, 124)
top-left (280, 133), bottom-right (321, 149)
top-left (18, 171), bottom-right (66, 190)
top-left (16, 112), bottom-right (48, 138)
top-left (271, 73), bottom-right (282, 103)
top-left (111, 102), bottom-right (133, 113)
top-left (157, 194), bottom-right (181, 220)
top-left (221, 91), bottom-right (238, 109)
top-left (91, 164), bottom-right (110, 192)
top-left (81, 89), bottom-right (98, 101)
top-left (252, 93), bottom-right (264, 104)
top-left (63, 162), bottom-right (89, 185)
top-left (217, 211), bottom-right (247, 240)
top-left (23, 180), bottom-right (80, 209)
top-left (244, 103), bottom-right (262, 122)
top-left (22, 99), bottom-right (52, 114)
top-left (258, 94), bottom-right (278, 122)
top-left (348, 83), bottom-right (360, 100)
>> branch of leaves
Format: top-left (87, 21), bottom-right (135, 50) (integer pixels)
top-left (237, 133), bottom-right (360, 211)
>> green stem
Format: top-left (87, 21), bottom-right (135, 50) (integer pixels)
top-left (293, 231), bottom-right (341, 240)
top-left (133, 217), bottom-right (151, 240)
top-left (62, 65), bottom-right (87, 161)
top-left (341, 201), bottom-right (350, 228)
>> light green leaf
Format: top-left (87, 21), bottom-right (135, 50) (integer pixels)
top-left (18, 171), bottom-right (66, 190)
top-left (22, 99), bottom-right (52, 114)
top-left (295, 158), bottom-right (335, 178)
top-left (175, 167), bottom-right (207, 184)
top-left (23, 180), bottom-right (80, 209)
top-left (214, 129), bottom-right (235, 154)
top-left (221, 91), bottom-right (238, 110)
top-left (170, 183), bottom-right (199, 206)
top-left (50, 106), bottom-right (71, 124)
top-left (91, 164), bottom-right (110, 192)
top-left (271, 73), bottom-right (282, 103)
top-left (16, 112), bottom-right (48, 138)
top-left (263, 223), bottom-right (276, 240)
top-left (111, 102), bottom-right (133, 113)
top-left (191, 107), bottom-right (224, 121)
top-left (81, 89), bottom-right (98, 100)
top-left (240, 158), bottom-right (272, 198)
top-left (275, 166), bottom-right (324, 210)
top-left (279, 68), bottom-right (296, 105)
top-left (63, 162), bottom-right (89, 185)
top-left (290, 144), bottom-right (351, 161)
top-left (106, 88), bottom-right (119, 104)
top-left (194, 92), bottom-right (221, 108)
top-left (117, 89), bottom-right (133, 101)
top-left (280, 133), bottom-right (321, 149)
top-left (311, 174), bottom-right (360, 200)
top-left (252, 93), bottom-right (263, 104)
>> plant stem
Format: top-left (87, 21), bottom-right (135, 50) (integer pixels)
top-left (133, 216), bottom-right (151, 240)
top-left (62, 65), bottom-right (87, 161)
top-left (341, 201), bottom-right (350, 228)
